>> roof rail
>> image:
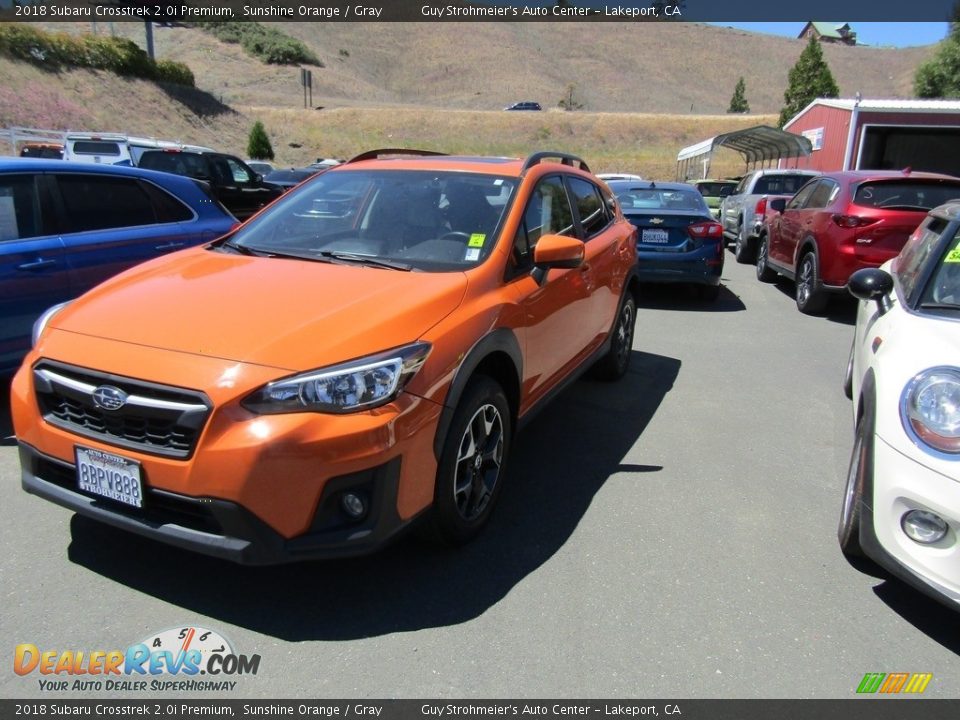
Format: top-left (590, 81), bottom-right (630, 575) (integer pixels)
top-left (521, 151), bottom-right (591, 174)
top-left (346, 148), bottom-right (448, 164)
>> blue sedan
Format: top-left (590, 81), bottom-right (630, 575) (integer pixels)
top-left (0, 159), bottom-right (237, 373)
top-left (607, 180), bottom-right (725, 301)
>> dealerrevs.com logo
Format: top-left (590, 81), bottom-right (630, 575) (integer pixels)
top-left (856, 672), bottom-right (933, 694)
top-left (14, 626), bottom-right (261, 692)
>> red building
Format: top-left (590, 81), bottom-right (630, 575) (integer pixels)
top-left (781, 98), bottom-right (960, 176)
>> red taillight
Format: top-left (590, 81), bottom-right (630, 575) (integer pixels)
top-left (832, 214), bottom-right (879, 228)
top-left (688, 221), bottom-right (723, 238)
top-left (755, 197), bottom-right (767, 215)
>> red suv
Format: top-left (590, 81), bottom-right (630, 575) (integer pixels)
top-left (756, 170), bottom-right (960, 314)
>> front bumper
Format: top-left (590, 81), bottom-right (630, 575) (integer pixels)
top-left (860, 434), bottom-right (960, 609)
top-left (19, 442), bottom-right (408, 564)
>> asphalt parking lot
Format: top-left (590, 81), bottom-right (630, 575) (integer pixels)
top-left (1, 254), bottom-right (958, 700)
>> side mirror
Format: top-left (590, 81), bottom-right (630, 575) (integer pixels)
top-left (847, 267), bottom-right (894, 315)
top-left (769, 198), bottom-right (787, 213)
top-left (533, 234), bottom-right (584, 270)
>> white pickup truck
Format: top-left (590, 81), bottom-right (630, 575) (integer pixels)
top-left (720, 169), bottom-right (819, 263)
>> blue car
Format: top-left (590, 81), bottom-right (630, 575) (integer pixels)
top-left (608, 180), bottom-right (725, 301)
top-left (0, 159), bottom-right (237, 373)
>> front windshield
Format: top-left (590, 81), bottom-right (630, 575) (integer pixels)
top-left (229, 169), bottom-right (517, 271)
top-left (920, 225), bottom-right (960, 312)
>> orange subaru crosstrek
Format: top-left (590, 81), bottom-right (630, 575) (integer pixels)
top-left (12, 149), bottom-right (639, 564)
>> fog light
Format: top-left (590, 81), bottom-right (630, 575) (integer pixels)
top-left (341, 492), bottom-right (367, 520)
top-left (901, 510), bottom-right (948, 544)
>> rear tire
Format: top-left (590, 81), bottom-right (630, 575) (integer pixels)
top-left (592, 295), bottom-right (636, 381)
top-left (796, 251), bottom-right (828, 315)
top-left (755, 236), bottom-right (776, 283)
top-left (428, 377), bottom-right (511, 545)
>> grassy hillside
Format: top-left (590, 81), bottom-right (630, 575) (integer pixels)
top-left (0, 20), bottom-right (937, 179)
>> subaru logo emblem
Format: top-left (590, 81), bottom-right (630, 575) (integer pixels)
top-left (92, 385), bottom-right (128, 411)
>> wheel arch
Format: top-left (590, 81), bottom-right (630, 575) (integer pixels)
top-left (432, 329), bottom-right (522, 461)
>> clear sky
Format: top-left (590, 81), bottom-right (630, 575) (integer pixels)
top-left (710, 22), bottom-right (949, 48)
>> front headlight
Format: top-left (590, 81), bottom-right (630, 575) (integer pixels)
top-left (242, 342), bottom-right (431, 415)
top-left (32, 302), bottom-right (70, 348)
top-left (901, 367), bottom-right (960, 456)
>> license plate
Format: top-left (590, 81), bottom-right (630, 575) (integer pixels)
top-left (75, 446), bottom-right (143, 508)
top-left (642, 229), bottom-right (669, 244)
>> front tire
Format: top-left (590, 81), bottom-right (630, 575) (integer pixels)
top-left (838, 415), bottom-right (868, 557)
top-left (796, 251), bottom-right (828, 315)
top-left (429, 377), bottom-right (511, 545)
top-left (592, 294), bottom-right (636, 381)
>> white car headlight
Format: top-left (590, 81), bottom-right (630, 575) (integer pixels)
top-left (901, 367), bottom-right (960, 456)
top-left (242, 342), bottom-right (430, 415)
top-left (32, 302), bottom-right (70, 348)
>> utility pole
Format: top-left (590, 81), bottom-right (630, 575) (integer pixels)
top-left (144, 21), bottom-right (155, 61)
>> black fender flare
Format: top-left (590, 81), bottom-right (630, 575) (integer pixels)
top-left (432, 328), bottom-right (523, 461)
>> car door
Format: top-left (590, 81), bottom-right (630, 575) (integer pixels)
top-left (508, 174), bottom-right (595, 408)
top-left (50, 172), bottom-right (206, 297)
top-left (565, 175), bottom-right (631, 346)
top-left (214, 155), bottom-right (279, 221)
top-left (0, 172), bottom-right (72, 371)
top-left (721, 174), bottom-right (750, 235)
top-left (768, 179), bottom-right (819, 269)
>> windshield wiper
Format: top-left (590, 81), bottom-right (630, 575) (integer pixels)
top-left (218, 239), bottom-right (273, 257)
top-left (315, 251), bottom-right (413, 271)
top-left (920, 301), bottom-right (960, 311)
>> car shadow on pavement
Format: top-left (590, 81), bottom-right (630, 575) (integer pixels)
top-left (637, 283), bottom-right (746, 312)
top-left (871, 580), bottom-right (960, 655)
top-left (771, 279), bottom-right (857, 326)
top-left (67, 349), bottom-right (681, 641)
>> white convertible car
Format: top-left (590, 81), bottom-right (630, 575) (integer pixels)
top-left (841, 201), bottom-right (960, 611)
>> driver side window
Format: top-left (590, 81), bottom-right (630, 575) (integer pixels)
top-left (786, 180), bottom-right (818, 210)
top-left (513, 175), bottom-right (575, 270)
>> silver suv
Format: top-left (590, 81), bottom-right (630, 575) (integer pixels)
top-left (720, 169), bottom-right (819, 262)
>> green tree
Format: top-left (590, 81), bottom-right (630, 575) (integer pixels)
top-left (914, 17), bottom-right (960, 97)
top-left (778, 36), bottom-right (839, 127)
top-left (727, 76), bottom-right (750, 113)
top-left (246, 121), bottom-right (274, 161)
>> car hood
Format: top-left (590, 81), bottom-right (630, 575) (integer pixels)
top-left (49, 248), bottom-right (468, 372)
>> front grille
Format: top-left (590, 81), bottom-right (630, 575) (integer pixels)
top-left (34, 361), bottom-right (211, 459)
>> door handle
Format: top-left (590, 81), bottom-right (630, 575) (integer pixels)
top-left (154, 242), bottom-right (186, 252)
top-left (17, 259), bottom-right (56, 271)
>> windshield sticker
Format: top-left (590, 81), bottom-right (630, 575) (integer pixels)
top-left (468, 233), bottom-right (486, 248)
top-left (945, 243), bottom-right (960, 263)
top-left (465, 247), bottom-right (481, 262)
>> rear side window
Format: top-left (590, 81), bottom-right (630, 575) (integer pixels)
top-left (140, 181), bottom-right (195, 222)
top-left (753, 175), bottom-right (814, 195)
top-left (0, 175), bottom-right (44, 241)
top-left (853, 181), bottom-right (960, 211)
top-left (140, 152), bottom-right (210, 180)
top-left (567, 177), bottom-right (609, 239)
top-left (55, 175), bottom-right (158, 232)
top-left (805, 180), bottom-right (840, 209)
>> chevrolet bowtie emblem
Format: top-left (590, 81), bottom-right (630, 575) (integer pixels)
top-left (650, 218), bottom-right (664, 225)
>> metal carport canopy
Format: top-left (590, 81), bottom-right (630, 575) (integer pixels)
top-left (676, 125), bottom-right (813, 179)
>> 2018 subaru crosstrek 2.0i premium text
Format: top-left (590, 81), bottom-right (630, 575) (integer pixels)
top-left (13, 150), bottom-right (640, 564)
